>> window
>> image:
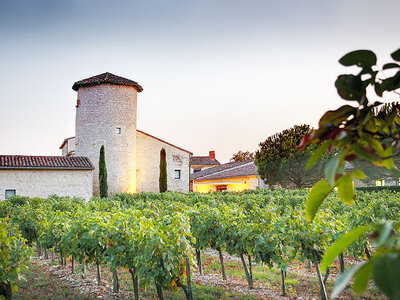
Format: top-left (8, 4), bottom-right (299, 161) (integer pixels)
top-left (174, 170), bottom-right (181, 179)
top-left (116, 127), bottom-right (121, 134)
top-left (376, 179), bottom-right (385, 186)
top-left (193, 168), bottom-right (201, 173)
top-left (216, 185), bottom-right (227, 192)
top-left (5, 190), bottom-right (16, 199)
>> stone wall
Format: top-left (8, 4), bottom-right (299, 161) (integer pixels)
top-left (74, 84), bottom-right (137, 195)
top-left (136, 131), bottom-right (190, 193)
top-left (0, 169), bottom-right (93, 200)
top-left (61, 138), bottom-right (75, 156)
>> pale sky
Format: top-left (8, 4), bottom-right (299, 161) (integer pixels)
top-left (1, 0), bottom-right (399, 163)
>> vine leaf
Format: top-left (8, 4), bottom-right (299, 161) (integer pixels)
top-left (336, 175), bottom-right (354, 204)
top-left (306, 140), bottom-right (332, 170)
top-left (353, 259), bottom-right (374, 293)
top-left (383, 63), bottom-right (400, 70)
top-left (321, 225), bottom-right (371, 272)
top-left (373, 252), bottom-right (400, 299)
top-left (325, 154), bottom-right (341, 186)
top-left (339, 50), bottom-right (377, 67)
top-left (352, 169), bottom-right (366, 180)
top-left (306, 179), bottom-right (333, 222)
top-left (391, 49), bottom-right (400, 62)
top-left (331, 264), bottom-right (363, 299)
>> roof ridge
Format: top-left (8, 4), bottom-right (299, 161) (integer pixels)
top-left (72, 72), bottom-right (143, 92)
top-left (198, 161), bottom-right (253, 179)
top-left (0, 155), bottom-right (94, 170)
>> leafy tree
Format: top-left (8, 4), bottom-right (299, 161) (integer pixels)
top-left (255, 124), bottom-right (329, 189)
top-left (302, 48), bottom-right (400, 298)
top-left (99, 145), bottom-right (108, 198)
top-left (230, 150), bottom-right (254, 162)
top-left (159, 148), bottom-right (167, 192)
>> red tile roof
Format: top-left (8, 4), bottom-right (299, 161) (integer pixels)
top-left (190, 156), bottom-right (220, 166)
top-left (0, 155), bottom-right (94, 170)
top-left (72, 72), bottom-right (143, 92)
top-left (191, 161), bottom-right (258, 181)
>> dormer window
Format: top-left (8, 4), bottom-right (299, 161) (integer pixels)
top-left (116, 127), bottom-right (121, 134)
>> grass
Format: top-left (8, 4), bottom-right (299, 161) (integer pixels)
top-left (14, 262), bottom-right (97, 300)
top-left (12, 252), bottom-right (385, 299)
top-left (199, 254), bottom-right (385, 299)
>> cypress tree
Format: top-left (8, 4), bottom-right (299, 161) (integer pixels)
top-left (99, 145), bottom-right (108, 198)
top-left (159, 148), bottom-right (167, 192)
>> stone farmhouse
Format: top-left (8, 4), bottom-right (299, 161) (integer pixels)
top-left (190, 151), bottom-right (220, 173)
top-left (191, 160), bottom-right (267, 193)
top-left (0, 73), bottom-right (192, 200)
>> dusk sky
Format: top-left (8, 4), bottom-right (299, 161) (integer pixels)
top-left (1, 0), bottom-right (399, 163)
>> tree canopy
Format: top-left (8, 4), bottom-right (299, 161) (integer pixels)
top-left (255, 124), bottom-right (329, 189)
top-left (230, 150), bottom-right (254, 162)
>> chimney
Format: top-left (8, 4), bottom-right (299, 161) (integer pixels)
top-left (209, 151), bottom-right (215, 160)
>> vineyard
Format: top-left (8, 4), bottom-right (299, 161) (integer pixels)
top-left (1, 189), bottom-right (399, 299)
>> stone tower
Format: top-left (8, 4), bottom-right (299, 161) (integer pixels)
top-left (72, 72), bottom-right (143, 195)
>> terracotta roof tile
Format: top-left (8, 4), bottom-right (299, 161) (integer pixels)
top-left (72, 72), bottom-right (143, 92)
top-left (0, 155), bottom-right (94, 170)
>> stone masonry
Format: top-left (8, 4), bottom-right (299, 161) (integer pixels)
top-left (74, 84), bottom-right (138, 195)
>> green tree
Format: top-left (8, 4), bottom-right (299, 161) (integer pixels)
top-left (255, 124), bottom-right (329, 189)
top-left (302, 48), bottom-right (400, 298)
top-left (159, 148), bottom-right (167, 192)
top-left (230, 150), bottom-right (254, 162)
top-left (99, 145), bottom-right (108, 198)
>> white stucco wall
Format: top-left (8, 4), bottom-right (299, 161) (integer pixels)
top-left (74, 84), bottom-right (138, 195)
top-left (136, 131), bottom-right (190, 193)
top-left (0, 169), bottom-right (93, 200)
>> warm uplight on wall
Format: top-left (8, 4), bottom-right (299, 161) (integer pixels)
top-left (126, 178), bottom-right (137, 194)
top-left (228, 182), bottom-right (248, 192)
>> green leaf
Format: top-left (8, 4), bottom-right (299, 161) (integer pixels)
top-left (374, 82), bottom-right (383, 97)
top-left (331, 264), bottom-right (363, 299)
top-left (336, 175), bottom-right (354, 204)
top-left (353, 259), bottom-right (374, 293)
top-left (321, 225), bottom-right (370, 272)
top-left (306, 180), bottom-right (333, 222)
top-left (391, 49), bottom-right (400, 62)
top-left (352, 169), bottom-right (366, 180)
top-left (339, 50), bottom-right (377, 67)
top-left (353, 144), bottom-right (380, 162)
top-left (306, 140), bottom-right (333, 170)
top-left (325, 154), bottom-right (341, 186)
top-left (383, 62), bottom-right (400, 70)
top-left (335, 75), bottom-right (364, 101)
top-left (373, 221), bottom-right (392, 248)
top-left (318, 105), bottom-right (356, 127)
top-left (373, 252), bottom-right (400, 299)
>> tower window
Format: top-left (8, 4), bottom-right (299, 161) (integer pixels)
top-left (174, 170), bottom-right (181, 179)
top-left (116, 127), bottom-right (121, 134)
top-left (5, 189), bottom-right (16, 199)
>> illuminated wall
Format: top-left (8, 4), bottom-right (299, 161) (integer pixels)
top-left (194, 176), bottom-right (260, 193)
